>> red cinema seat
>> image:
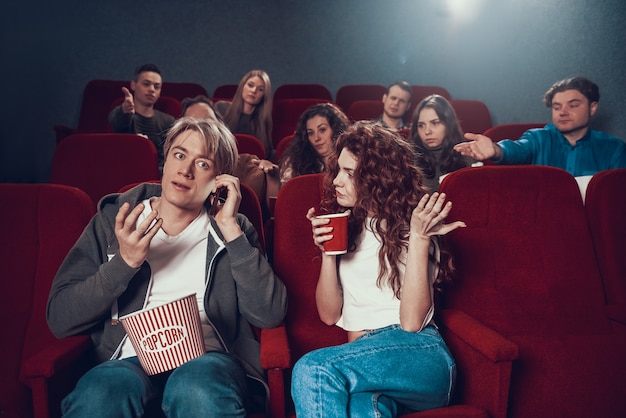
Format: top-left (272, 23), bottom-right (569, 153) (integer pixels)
top-left (347, 100), bottom-right (384, 123)
top-left (273, 84), bottom-right (332, 102)
top-left (585, 168), bottom-right (626, 314)
top-left (335, 84), bottom-right (387, 114)
top-left (50, 133), bottom-right (160, 209)
top-left (1, 184), bottom-right (94, 418)
top-left (260, 173), bottom-right (516, 418)
top-left (450, 99), bottom-right (492, 134)
top-left (234, 133), bottom-right (266, 160)
top-left (439, 165), bottom-right (626, 418)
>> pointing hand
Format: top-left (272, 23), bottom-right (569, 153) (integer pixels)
top-left (121, 87), bottom-right (135, 114)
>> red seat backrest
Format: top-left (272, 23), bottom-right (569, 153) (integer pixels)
top-left (0, 184), bottom-right (94, 418)
top-left (347, 100), bottom-right (383, 123)
top-left (238, 182), bottom-right (266, 254)
top-left (440, 166), bottom-right (606, 334)
top-left (234, 133), bottom-right (266, 160)
top-left (273, 84), bottom-right (332, 102)
top-left (335, 84), bottom-right (387, 114)
top-left (77, 80), bottom-right (129, 132)
top-left (439, 165), bottom-right (626, 417)
top-left (411, 85), bottom-right (452, 103)
top-left (585, 168), bottom-right (626, 307)
top-left (160, 82), bottom-right (208, 101)
top-left (212, 84), bottom-right (238, 101)
top-left (482, 123), bottom-right (546, 142)
top-left (50, 133), bottom-right (160, 209)
top-left (272, 174), bottom-right (348, 360)
top-left (450, 99), bottom-right (492, 134)
top-left (274, 134), bottom-right (295, 162)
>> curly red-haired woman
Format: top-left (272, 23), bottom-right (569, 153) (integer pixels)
top-left (292, 122), bottom-right (466, 417)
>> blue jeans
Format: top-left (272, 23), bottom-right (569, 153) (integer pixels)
top-left (291, 325), bottom-right (456, 418)
top-left (62, 352), bottom-right (249, 417)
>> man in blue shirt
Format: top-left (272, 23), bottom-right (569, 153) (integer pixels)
top-left (454, 77), bottom-right (626, 176)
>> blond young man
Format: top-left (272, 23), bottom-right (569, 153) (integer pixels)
top-left (48, 117), bottom-right (287, 417)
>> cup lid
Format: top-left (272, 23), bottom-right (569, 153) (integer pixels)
top-left (316, 212), bottom-right (350, 219)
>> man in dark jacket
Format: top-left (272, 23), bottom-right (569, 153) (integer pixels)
top-left (108, 63), bottom-right (175, 171)
top-left (47, 117), bottom-right (287, 417)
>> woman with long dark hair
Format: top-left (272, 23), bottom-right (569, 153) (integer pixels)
top-left (259, 103), bottom-right (349, 207)
top-left (410, 94), bottom-right (475, 192)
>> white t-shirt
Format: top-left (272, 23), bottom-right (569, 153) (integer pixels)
top-left (335, 219), bottom-right (437, 332)
top-left (118, 198), bottom-right (222, 359)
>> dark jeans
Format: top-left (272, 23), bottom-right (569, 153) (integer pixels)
top-left (62, 352), bottom-right (249, 417)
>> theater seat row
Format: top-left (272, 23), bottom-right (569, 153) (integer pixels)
top-left (3, 166), bottom-right (624, 417)
top-left (55, 80), bottom-right (516, 148)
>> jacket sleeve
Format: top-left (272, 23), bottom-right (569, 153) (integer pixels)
top-left (610, 139), bottom-right (626, 168)
top-left (108, 105), bottom-right (133, 133)
top-left (225, 216), bottom-right (287, 329)
top-left (496, 129), bottom-right (541, 165)
top-left (46, 209), bottom-right (141, 338)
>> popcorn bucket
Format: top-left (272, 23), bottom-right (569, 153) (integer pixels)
top-left (120, 294), bottom-right (205, 375)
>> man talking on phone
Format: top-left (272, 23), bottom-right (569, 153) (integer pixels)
top-left (47, 117), bottom-right (287, 417)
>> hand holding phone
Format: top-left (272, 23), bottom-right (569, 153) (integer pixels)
top-left (209, 187), bottom-right (228, 216)
top-left (210, 174), bottom-right (244, 242)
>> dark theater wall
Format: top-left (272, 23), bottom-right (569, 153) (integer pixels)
top-left (1, 0), bottom-right (625, 182)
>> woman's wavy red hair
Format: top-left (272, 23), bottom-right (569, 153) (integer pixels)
top-left (321, 122), bottom-right (454, 296)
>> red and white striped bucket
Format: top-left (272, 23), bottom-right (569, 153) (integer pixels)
top-left (120, 294), bottom-right (205, 375)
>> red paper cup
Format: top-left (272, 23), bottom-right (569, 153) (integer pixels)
top-left (317, 212), bottom-right (349, 255)
top-left (120, 294), bottom-right (205, 375)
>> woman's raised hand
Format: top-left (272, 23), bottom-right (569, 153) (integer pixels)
top-left (410, 192), bottom-right (466, 240)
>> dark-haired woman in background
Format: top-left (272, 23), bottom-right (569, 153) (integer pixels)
top-left (410, 94), bottom-right (476, 192)
top-left (258, 102), bottom-right (349, 207)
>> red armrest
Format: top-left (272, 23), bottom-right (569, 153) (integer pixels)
top-left (19, 336), bottom-right (92, 418)
top-left (260, 324), bottom-right (291, 369)
top-left (438, 309), bottom-right (519, 418)
top-left (20, 335), bottom-right (91, 382)
top-left (439, 309), bottom-right (518, 362)
top-left (260, 324), bottom-right (292, 418)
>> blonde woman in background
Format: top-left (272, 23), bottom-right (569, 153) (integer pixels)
top-left (216, 69), bottom-right (274, 158)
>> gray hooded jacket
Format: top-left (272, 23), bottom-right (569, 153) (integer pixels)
top-left (47, 183), bottom-right (287, 384)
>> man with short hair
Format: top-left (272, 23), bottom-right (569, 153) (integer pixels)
top-left (109, 64), bottom-right (175, 170)
top-left (48, 117), bottom-right (287, 417)
top-left (454, 76), bottom-right (626, 176)
top-left (374, 81), bottom-right (412, 131)
top-left (181, 95), bottom-right (221, 121)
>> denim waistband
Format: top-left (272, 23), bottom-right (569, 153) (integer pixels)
top-left (361, 323), bottom-right (437, 338)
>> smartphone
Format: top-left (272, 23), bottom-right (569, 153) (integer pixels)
top-left (210, 187), bottom-right (228, 216)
